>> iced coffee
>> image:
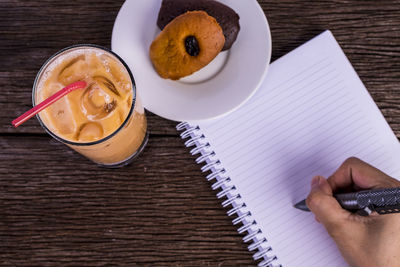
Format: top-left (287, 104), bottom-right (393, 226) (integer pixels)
top-left (33, 45), bottom-right (147, 167)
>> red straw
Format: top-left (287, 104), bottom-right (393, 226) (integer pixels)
top-left (12, 81), bottom-right (87, 128)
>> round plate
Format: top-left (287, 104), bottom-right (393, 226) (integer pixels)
top-left (112, 0), bottom-right (271, 122)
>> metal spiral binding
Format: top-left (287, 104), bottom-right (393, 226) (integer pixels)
top-left (177, 122), bottom-right (281, 267)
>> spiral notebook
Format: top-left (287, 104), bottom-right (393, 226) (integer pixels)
top-left (177, 30), bottom-right (400, 267)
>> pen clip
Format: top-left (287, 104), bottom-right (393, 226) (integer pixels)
top-left (356, 205), bottom-right (375, 216)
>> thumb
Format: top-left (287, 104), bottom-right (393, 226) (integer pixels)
top-left (306, 176), bottom-right (350, 235)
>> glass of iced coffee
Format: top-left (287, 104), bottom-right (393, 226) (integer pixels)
top-left (33, 45), bottom-right (148, 167)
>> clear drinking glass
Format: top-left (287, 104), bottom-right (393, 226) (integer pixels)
top-left (33, 45), bottom-right (148, 168)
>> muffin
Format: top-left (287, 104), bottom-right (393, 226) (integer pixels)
top-left (150, 11), bottom-right (225, 80)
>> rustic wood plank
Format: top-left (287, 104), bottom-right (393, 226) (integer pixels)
top-left (0, 135), bottom-right (254, 266)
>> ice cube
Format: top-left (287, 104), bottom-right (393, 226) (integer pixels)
top-left (46, 94), bottom-right (77, 135)
top-left (76, 122), bottom-right (104, 142)
top-left (81, 84), bottom-right (116, 121)
top-left (58, 55), bottom-right (86, 85)
top-left (93, 75), bottom-right (120, 96)
top-left (102, 55), bottom-right (131, 93)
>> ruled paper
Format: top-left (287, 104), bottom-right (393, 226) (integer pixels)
top-left (195, 31), bottom-right (400, 266)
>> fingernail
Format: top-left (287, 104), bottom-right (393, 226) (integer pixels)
top-left (311, 176), bottom-right (320, 188)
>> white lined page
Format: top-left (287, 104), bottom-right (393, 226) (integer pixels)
top-left (194, 31), bottom-right (400, 266)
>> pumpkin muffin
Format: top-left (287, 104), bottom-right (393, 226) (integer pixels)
top-left (149, 11), bottom-right (225, 80)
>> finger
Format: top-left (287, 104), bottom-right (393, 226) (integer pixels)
top-left (306, 176), bottom-right (350, 234)
top-left (327, 157), bottom-right (400, 192)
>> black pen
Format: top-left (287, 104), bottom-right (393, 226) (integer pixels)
top-left (294, 187), bottom-right (400, 216)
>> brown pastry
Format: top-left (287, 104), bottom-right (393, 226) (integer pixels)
top-left (157, 0), bottom-right (240, 51)
top-left (150, 11), bottom-right (225, 80)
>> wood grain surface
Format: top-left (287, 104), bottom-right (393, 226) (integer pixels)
top-left (1, 0), bottom-right (400, 266)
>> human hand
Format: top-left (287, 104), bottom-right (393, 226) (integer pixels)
top-left (306, 157), bottom-right (400, 267)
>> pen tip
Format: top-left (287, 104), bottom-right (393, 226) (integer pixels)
top-left (294, 199), bottom-right (310, 212)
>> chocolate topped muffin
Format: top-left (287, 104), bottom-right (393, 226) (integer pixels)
top-left (150, 11), bottom-right (225, 80)
top-left (157, 0), bottom-right (240, 51)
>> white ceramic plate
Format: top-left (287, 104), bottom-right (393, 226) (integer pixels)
top-left (112, 0), bottom-right (271, 122)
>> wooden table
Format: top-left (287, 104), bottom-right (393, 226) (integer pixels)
top-left (1, 0), bottom-right (400, 266)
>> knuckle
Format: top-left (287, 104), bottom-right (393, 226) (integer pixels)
top-left (306, 192), bottom-right (324, 210)
top-left (342, 156), bottom-right (361, 167)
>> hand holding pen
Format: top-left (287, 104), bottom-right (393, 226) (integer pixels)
top-left (295, 187), bottom-right (400, 216)
top-left (300, 158), bottom-right (400, 267)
